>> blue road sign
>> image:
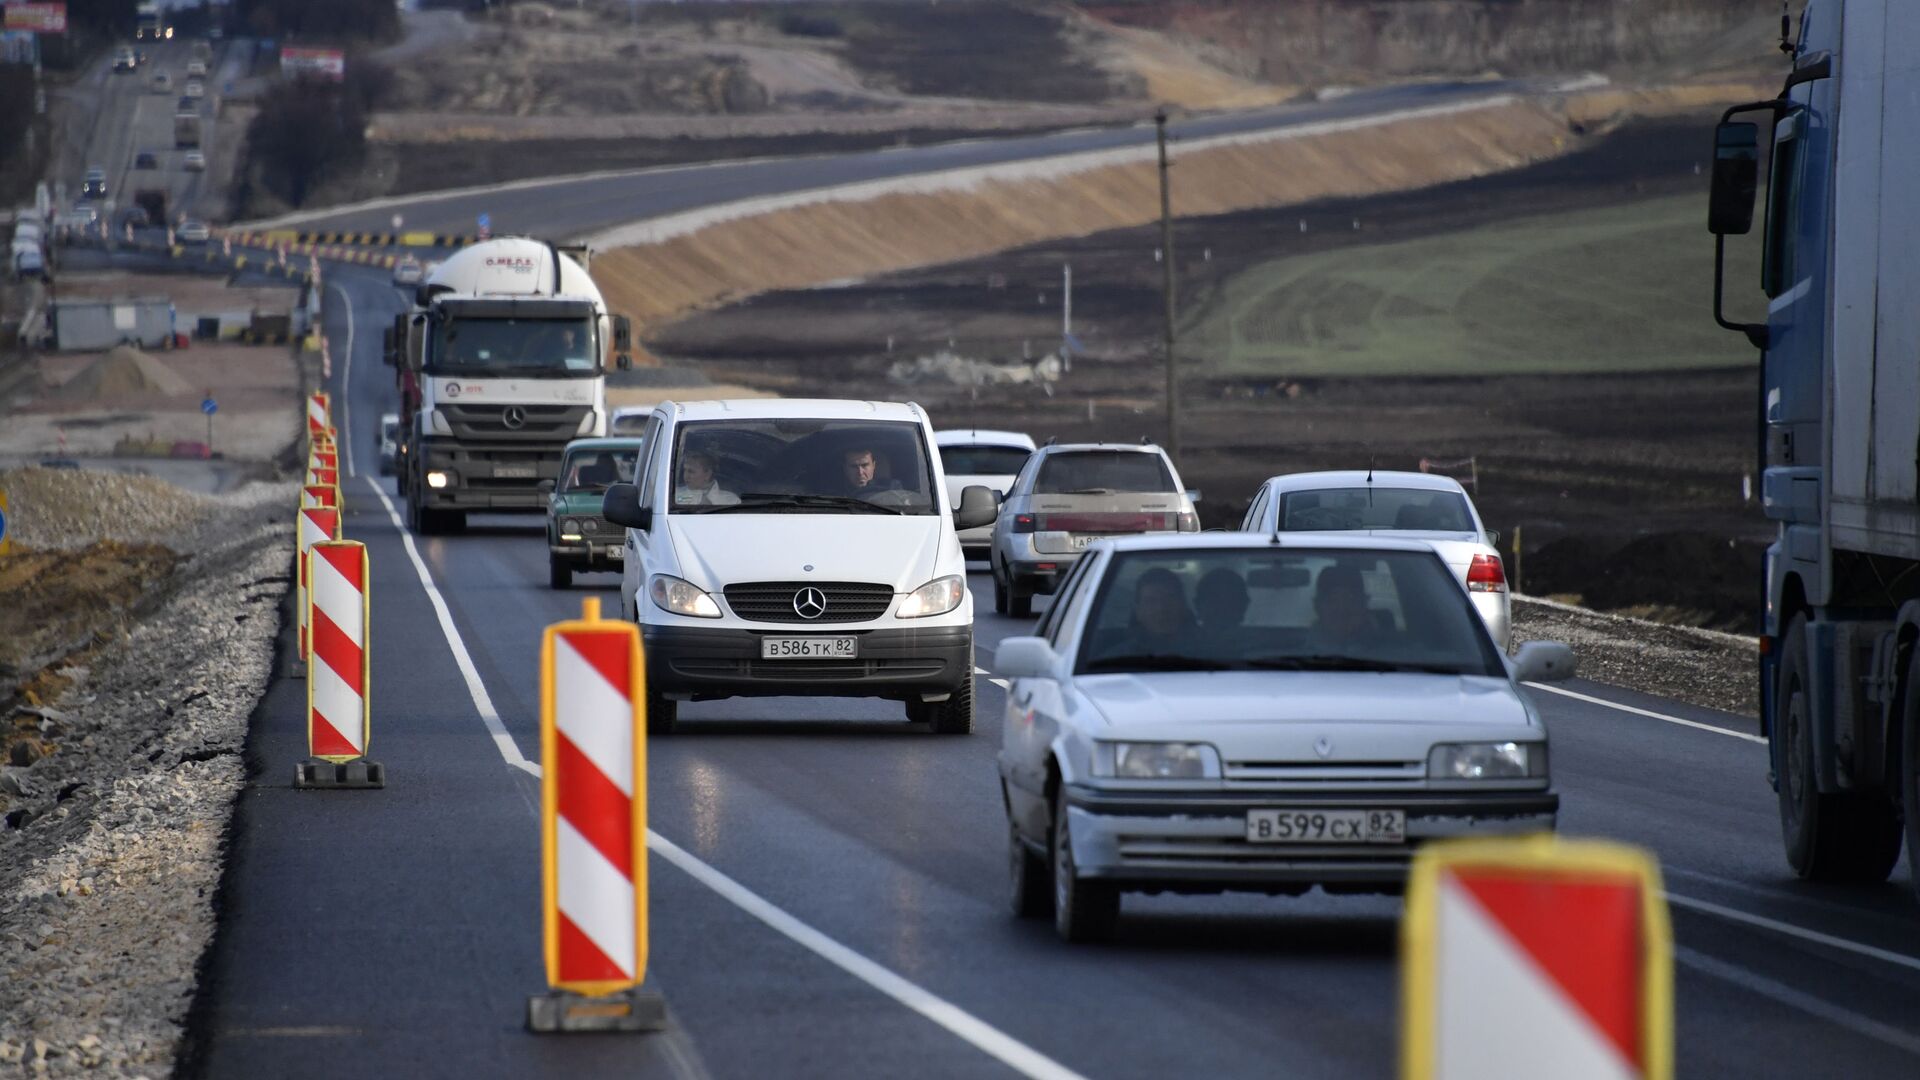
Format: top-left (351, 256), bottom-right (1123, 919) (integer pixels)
top-left (201, 397), bottom-right (218, 415)
top-left (476, 212), bottom-right (491, 232)
top-left (0, 505), bottom-right (8, 546)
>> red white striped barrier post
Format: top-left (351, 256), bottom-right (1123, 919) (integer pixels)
top-left (1401, 835), bottom-right (1672, 1080)
top-left (306, 464), bottom-right (339, 489)
top-left (296, 540), bottom-right (384, 789)
top-left (310, 448), bottom-right (338, 473)
top-left (307, 392), bottom-right (331, 438)
top-left (300, 483), bottom-right (339, 510)
top-left (528, 596), bottom-right (664, 1033)
top-left (295, 506), bottom-right (340, 663)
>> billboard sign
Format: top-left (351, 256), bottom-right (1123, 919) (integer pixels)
top-left (280, 46), bottom-right (346, 82)
top-left (4, 3), bottom-right (67, 33)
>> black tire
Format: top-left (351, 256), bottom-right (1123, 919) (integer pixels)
top-left (1776, 615), bottom-right (1903, 882)
top-left (991, 560), bottom-right (1010, 616)
top-left (915, 645), bottom-right (974, 734)
top-left (443, 510), bottom-right (468, 534)
top-left (1008, 810), bottom-right (1051, 919)
top-left (1052, 785), bottom-right (1118, 942)
top-left (1901, 649), bottom-right (1920, 902)
top-left (1007, 576), bottom-right (1033, 620)
top-left (548, 555), bottom-right (572, 590)
top-left (408, 490), bottom-right (438, 535)
top-left (646, 689), bottom-right (676, 736)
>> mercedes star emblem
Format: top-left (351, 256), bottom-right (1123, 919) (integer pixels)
top-left (501, 405), bottom-right (527, 430)
top-left (1313, 736), bottom-right (1334, 759)
top-left (793, 587), bottom-right (827, 620)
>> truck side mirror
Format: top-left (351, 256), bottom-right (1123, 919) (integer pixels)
top-left (602, 482), bottom-right (651, 531)
top-left (381, 326), bottom-right (395, 366)
top-left (613, 314), bottom-right (633, 351)
top-left (616, 354), bottom-right (632, 371)
top-left (1708, 121), bottom-right (1761, 236)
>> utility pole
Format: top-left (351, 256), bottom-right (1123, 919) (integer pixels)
top-left (1156, 109), bottom-right (1179, 461)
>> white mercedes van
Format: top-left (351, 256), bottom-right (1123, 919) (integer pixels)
top-left (603, 399), bottom-right (999, 734)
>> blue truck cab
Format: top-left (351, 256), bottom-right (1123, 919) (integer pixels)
top-left (1709, 0), bottom-right (1920, 896)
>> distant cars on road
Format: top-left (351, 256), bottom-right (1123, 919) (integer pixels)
top-left (1241, 470), bottom-right (1511, 649)
top-left (989, 440), bottom-right (1196, 618)
top-left (390, 256), bottom-right (424, 286)
top-left (187, 58), bottom-right (208, 78)
top-left (545, 437), bottom-right (647, 588)
top-left (133, 151), bottom-right (158, 170)
top-left (176, 220), bottom-right (210, 243)
top-left (377, 413), bottom-right (401, 476)
top-left (994, 532), bottom-right (1573, 941)
top-left (150, 72), bottom-right (172, 93)
top-left (934, 428), bottom-right (1034, 560)
top-left (82, 167), bottom-right (107, 199)
top-left (182, 150), bottom-right (206, 172)
top-left (112, 47), bottom-right (137, 72)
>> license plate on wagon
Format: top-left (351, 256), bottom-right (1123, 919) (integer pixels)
top-left (1245, 808), bottom-right (1405, 844)
top-left (760, 637), bottom-right (858, 660)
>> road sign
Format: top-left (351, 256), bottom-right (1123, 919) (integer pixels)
top-left (0, 488), bottom-right (10, 557)
top-left (391, 213), bottom-right (404, 231)
top-left (1402, 835), bottom-right (1672, 1080)
top-left (201, 396), bottom-right (217, 415)
top-left (476, 212), bottom-right (491, 240)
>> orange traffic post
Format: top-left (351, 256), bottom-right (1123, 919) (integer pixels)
top-left (295, 505), bottom-right (340, 664)
top-left (1402, 835), bottom-right (1672, 1080)
top-left (306, 391), bottom-right (331, 438)
top-left (296, 540), bottom-right (384, 790)
top-left (528, 596), bottom-right (664, 1033)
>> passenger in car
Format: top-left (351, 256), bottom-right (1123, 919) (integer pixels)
top-left (676, 451), bottom-right (740, 506)
top-left (1194, 568), bottom-right (1250, 643)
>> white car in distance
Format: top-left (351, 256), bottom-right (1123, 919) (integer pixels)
top-left (934, 428), bottom-right (1034, 560)
top-left (1241, 470), bottom-right (1512, 649)
top-left (994, 533), bottom-right (1572, 941)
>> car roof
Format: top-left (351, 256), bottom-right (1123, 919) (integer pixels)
top-left (1085, 532), bottom-right (1450, 556)
top-left (933, 428), bottom-right (1036, 449)
top-left (563, 436), bottom-right (648, 451)
top-left (666, 398), bottom-right (927, 423)
top-left (1032, 441), bottom-right (1166, 455)
top-left (1261, 470), bottom-right (1469, 495)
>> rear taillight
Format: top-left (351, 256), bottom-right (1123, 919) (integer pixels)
top-left (1467, 554), bottom-right (1507, 593)
top-left (1012, 513), bottom-right (1036, 534)
top-left (1177, 511), bottom-right (1199, 532)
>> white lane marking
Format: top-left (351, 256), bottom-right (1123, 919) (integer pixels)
top-left (367, 480), bottom-right (1090, 1080)
top-left (365, 478), bottom-right (537, 776)
top-left (1675, 945), bottom-right (1920, 1057)
top-left (645, 830), bottom-right (1089, 1080)
top-left (329, 282), bottom-right (356, 478)
top-left (1665, 892), bottom-right (1920, 975)
top-left (1526, 682), bottom-right (1766, 744)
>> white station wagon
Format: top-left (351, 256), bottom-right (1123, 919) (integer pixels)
top-left (994, 533), bottom-right (1573, 941)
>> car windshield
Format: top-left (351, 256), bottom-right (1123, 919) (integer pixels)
top-left (669, 418), bottom-right (937, 515)
top-left (430, 316), bottom-right (598, 376)
top-left (941, 444), bottom-right (1031, 475)
top-left (1075, 549), bottom-right (1504, 677)
top-left (1035, 450), bottom-right (1174, 495)
top-left (1277, 487), bottom-right (1476, 533)
top-left (560, 447), bottom-right (640, 494)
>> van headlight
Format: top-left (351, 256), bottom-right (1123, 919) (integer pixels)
top-left (649, 575), bottom-right (721, 619)
top-left (897, 575), bottom-right (965, 618)
top-left (1092, 742), bottom-right (1222, 780)
top-left (1427, 742), bottom-right (1543, 780)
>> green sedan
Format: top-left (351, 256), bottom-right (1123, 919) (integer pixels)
top-left (543, 437), bottom-right (646, 588)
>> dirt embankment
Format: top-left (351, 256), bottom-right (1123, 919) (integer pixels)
top-left (594, 97), bottom-right (1572, 347)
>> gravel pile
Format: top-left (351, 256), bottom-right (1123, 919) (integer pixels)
top-left (0, 479), bottom-right (293, 1077)
top-left (0, 468), bottom-right (217, 551)
top-left (1512, 594), bottom-right (1758, 718)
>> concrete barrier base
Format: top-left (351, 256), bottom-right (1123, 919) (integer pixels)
top-left (294, 758), bottom-right (386, 789)
top-left (526, 987), bottom-right (668, 1033)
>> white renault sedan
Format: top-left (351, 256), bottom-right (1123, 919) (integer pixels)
top-left (995, 533), bottom-right (1572, 941)
top-left (1241, 470), bottom-right (1512, 649)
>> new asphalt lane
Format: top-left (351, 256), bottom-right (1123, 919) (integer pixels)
top-left (173, 263), bottom-right (1920, 1079)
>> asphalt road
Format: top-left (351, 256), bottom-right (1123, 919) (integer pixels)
top-left (250, 80), bottom-right (1533, 242)
top-left (175, 260), bottom-right (1920, 1078)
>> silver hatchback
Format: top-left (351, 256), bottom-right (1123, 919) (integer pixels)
top-left (988, 442), bottom-right (1197, 617)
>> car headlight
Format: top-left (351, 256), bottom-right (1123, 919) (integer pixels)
top-left (897, 575), bottom-right (965, 619)
top-left (1427, 742), bottom-right (1543, 780)
top-left (1092, 741), bottom-right (1222, 780)
top-left (560, 517), bottom-right (584, 540)
top-left (425, 470), bottom-right (452, 490)
top-left (429, 408), bottom-right (452, 436)
top-left (649, 575), bottom-right (721, 619)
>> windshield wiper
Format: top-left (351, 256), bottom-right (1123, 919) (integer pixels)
top-left (1082, 653), bottom-right (1232, 673)
top-left (1245, 655), bottom-right (1472, 676)
top-left (679, 494), bottom-right (905, 515)
top-left (773, 494), bottom-right (905, 515)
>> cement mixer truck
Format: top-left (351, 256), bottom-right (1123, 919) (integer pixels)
top-left (386, 237), bottom-right (633, 534)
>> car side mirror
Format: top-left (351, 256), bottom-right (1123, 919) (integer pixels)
top-left (996, 636), bottom-right (1059, 679)
top-left (537, 479), bottom-right (554, 494)
top-left (602, 482), bottom-right (651, 531)
top-left (954, 484), bottom-right (998, 530)
top-left (1707, 121), bottom-right (1760, 237)
top-left (381, 326), bottom-right (396, 366)
top-left (1511, 641), bottom-right (1576, 683)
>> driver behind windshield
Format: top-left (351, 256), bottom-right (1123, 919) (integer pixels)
top-left (1313, 564), bottom-right (1377, 651)
top-left (1125, 568), bottom-right (1198, 656)
top-left (837, 446), bottom-right (902, 498)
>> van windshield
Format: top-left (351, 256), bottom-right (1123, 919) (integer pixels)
top-left (669, 419), bottom-right (937, 516)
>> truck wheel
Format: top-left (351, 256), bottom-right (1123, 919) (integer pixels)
top-left (1777, 616), bottom-right (1903, 882)
top-left (1902, 649), bottom-right (1920, 902)
top-left (548, 556), bottom-right (572, 589)
top-left (646, 689), bottom-right (676, 736)
top-left (443, 510), bottom-right (468, 534)
top-left (408, 491), bottom-right (438, 535)
top-left (1052, 785), bottom-right (1118, 943)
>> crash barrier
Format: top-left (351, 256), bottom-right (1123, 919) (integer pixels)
top-left (306, 464), bottom-right (339, 489)
top-left (1417, 455), bottom-right (1478, 491)
top-left (1401, 835), bottom-right (1672, 1080)
top-left (310, 447), bottom-right (338, 472)
top-left (529, 596), bottom-right (665, 1033)
top-left (297, 539), bottom-right (385, 789)
top-left (300, 483), bottom-right (339, 510)
top-left (233, 229), bottom-right (479, 249)
top-left (306, 392), bottom-right (331, 437)
top-left (295, 505), bottom-right (340, 662)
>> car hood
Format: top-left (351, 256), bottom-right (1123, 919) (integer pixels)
top-left (551, 492), bottom-right (607, 514)
top-left (1073, 671), bottom-right (1535, 761)
top-left (667, 513), bottom-right (949, 593)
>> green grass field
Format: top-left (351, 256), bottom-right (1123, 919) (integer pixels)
top-left (1184, 193), bottom-right (1761, 378)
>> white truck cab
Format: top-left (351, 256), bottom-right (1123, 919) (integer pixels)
top-left (603, 399), bottom-right (999, 734)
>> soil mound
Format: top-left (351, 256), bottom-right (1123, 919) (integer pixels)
top-left (49, 346), bottom-right (192, 402)
top-left (1525, 532), bottom-right (1763, 632)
